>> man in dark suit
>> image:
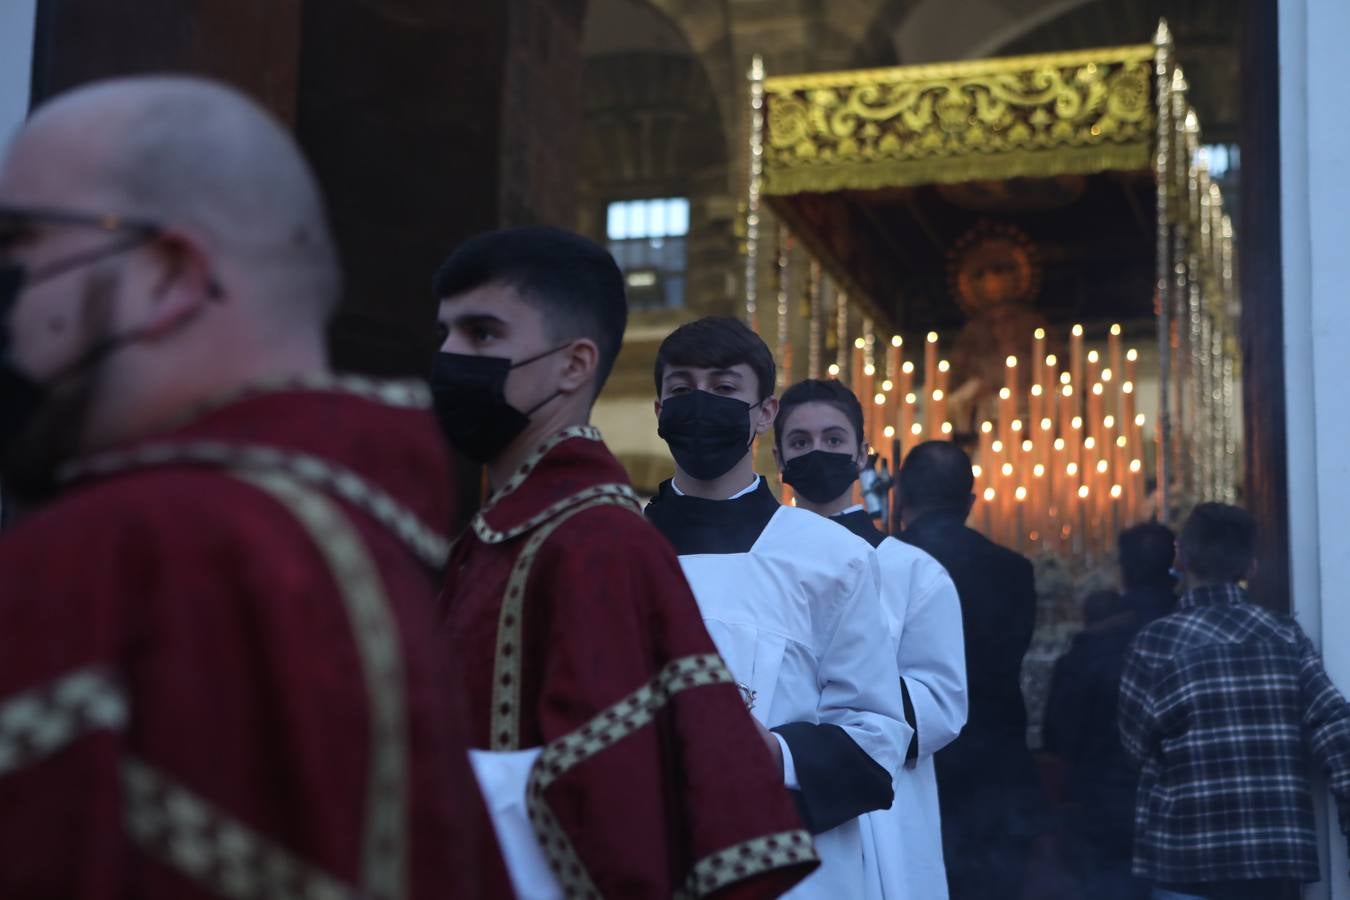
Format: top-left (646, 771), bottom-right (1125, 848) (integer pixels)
top-left (897, 440), bottom-right (1043, 900)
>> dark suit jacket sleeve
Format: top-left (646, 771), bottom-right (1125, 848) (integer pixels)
top-left (771, 722), bottom-right (895, 834)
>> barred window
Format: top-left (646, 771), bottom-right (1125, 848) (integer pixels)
top-left (606, 198), bottom-right (689, 311)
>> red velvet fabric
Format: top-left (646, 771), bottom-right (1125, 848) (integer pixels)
top-left (0, 387), bottom-right (504, 899)
top-left (444, 435), bottom-right (816, 898)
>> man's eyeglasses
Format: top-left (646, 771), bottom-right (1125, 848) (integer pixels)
top-left (0, 204), bottom-right (164, 285)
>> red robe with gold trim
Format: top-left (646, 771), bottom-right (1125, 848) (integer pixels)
top-left (442, 426), bottom-right (817, 898)
top-left (0, 380), bottom-right (503, 899)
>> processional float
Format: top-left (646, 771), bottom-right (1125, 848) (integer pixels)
top-left (744, 20), bottom-right (1240, 568)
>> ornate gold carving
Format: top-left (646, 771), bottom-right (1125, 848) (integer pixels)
top-left (762, 45), bottom-right (1155, 194)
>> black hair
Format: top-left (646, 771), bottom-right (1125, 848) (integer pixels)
top-left (1179, 502), bottom-right (1257, 583)
top-left (433, 226), bottom-right (627, 391)
top-left (898, 441), bottom-right (974, 513)
top-left (774, 379), bottom-right (864, 453)
top-left (1118, 521), bottom-right (1177, 588)
top-left (653, 316), bottom-right (776, 401)
top-left (1082, 589), bottom-right (1126, 626)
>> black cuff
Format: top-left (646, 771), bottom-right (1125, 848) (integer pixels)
top-left (900, 678), bottom-right (919, 763)
top-left (772, 722), bottom-right (894, 834)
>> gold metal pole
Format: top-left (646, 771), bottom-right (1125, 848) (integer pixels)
top-left (808, 259), bottom-right (823, 379)
top-left (776, 224), bottom-right (792, 390)
top-left (745, 55), bottom-right (765, 331)
top-left (1154, 19), bottom-right (1174, 522)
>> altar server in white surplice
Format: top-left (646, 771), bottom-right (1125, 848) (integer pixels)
top-left (644, 317), bottom-right (909, 899)
top-left (774, 377), bottom-right (969, 900)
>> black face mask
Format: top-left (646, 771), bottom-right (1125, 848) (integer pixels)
top-left (657, 390), bottom-right (760, 482)
top-left (781, 449), bottom-right (861, 505)
top-left (429, 345), bottom-right (568, 464)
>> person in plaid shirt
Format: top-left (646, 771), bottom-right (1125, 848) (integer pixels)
top-left (1118, 503), bottom-right (1350, 900)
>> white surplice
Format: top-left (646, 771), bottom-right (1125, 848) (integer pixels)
top-left (648, 481), bottom-right (910, 899)
top-left (856, 527), bottom-right (968, 900)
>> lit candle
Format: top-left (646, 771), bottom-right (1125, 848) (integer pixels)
top-left (1033, 327), bottom-right (1047, 394)
top-left (979, 421), bottom-right (995, 476)
top-left (901, 392), bottom-right (918, 453)
top-left (1070, 324), bottom-right (1085, 419)
top-left (924, 332), bottom-right (939, 405)
top-left (1125, 347), bottom-right (1139, 389)
top-left (1108, 323), bottom-right (1123, 389)
top-left (1005, 355), bottom-right (1020, 407)
top-left (1089, 383), bottom-right (1105, 463)
top-left (935, 359), bottom-right (951, 435)
top-left (982, 486), bottom-right (996, 538)
top-left (887, 335), bottom-right (902, 385)
top-left (872, 390), bottom-right (888, 458)
top-left (1015, 485), bottom-right (1028, 553)
top-left (1086, 349), bottom-right (1102, 390)
top-left (929, 387), bottom-right (946, 440)
top-left (851, 337), bottom-right (865, 394)
top-left (998, 387), bottom-right (1014, 457)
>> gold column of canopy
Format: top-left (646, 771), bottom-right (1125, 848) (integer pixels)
top-left (742, 20), bottom-right (1241, 530)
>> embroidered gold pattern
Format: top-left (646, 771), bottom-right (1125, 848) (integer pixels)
top-left (675, 830), bottom-right (818, 899)
top-left (479, 426), bottom-right (603, 514)
top-left (123, 758), bottom-right (359, 900)
top-left (472, 482), bottom-right (641, 545)
top-left (520, 653), bottom-right (735, 894)
top-left (490, 494), bottom-right (643, 751)
top-left (238, 472), bottom-right (407, 900)
top-left (61, 442), bottom-right (449, 569)
top-left (0, 667), bottom-right (127, 777)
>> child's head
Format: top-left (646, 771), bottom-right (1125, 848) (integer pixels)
top-left (653, 316), bottom-right (776, 404)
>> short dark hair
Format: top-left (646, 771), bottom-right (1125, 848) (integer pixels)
top-left (1179, 502), bottom-right (1257, 583)
top-left (898, 441), bottom-right (974, 513)
top-left (1118, 521), bottom-right (1176, 588)
top-left (774, 379), bottom-right (864, 453)
top-left (1082, 589), bottom-right (1126, 626)
top-left (433, 226), bottom-right (627, 391)
top-left (653, 316), bottom-right (776, 401)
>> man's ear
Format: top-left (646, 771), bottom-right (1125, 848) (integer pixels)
top-left (754, 395), bottom-right (778, 436)
top-left (557, 338), bottom-right (599, 395)
top-left (137, 230), bottom-right (217, 338)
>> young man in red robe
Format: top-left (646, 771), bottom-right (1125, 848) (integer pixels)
top-left (0, 77), bottom-right (500, 899)
top-left (434, 227), bottom-right (817, 898)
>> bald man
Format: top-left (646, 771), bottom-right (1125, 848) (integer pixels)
top-left (0, 77), bottom-right (501, 899)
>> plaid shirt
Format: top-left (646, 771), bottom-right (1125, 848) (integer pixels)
top-left (1118, 583), bottom-right (1350, 884)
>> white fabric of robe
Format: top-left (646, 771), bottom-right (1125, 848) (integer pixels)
top-left (676, 505), bottom-right (910, 899)
top-left (467, 747), bottom-right (561, 900)
top-left (859, 535), bottom-right (969, 900)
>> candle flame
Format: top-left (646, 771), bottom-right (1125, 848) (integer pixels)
top-left (1031, 384), bottom-right (1043, 397)
top-left (854, 337), bottom-right (866, 349)
top-left (1117, 435), bottom-right (1128, 448)
top-left (864, 364), bottom-right (875, 376)
top-left (1130, 459), bottom-right (1143, 473)
top-left (1040, 417), bottom-right (1052, 431)
top-left (1072, 324), bottom-right (1084, 337)
top-left (1127, 348), bottom-right (1139, 362)
top-left (1034, 328), bottom-right (1046, 340)
top-left (1088, 349), bottom-right (1100, 363)
top-left (1072, 416), bottom-right (1083, 429)
top-left (926, 331), bottom-right (938, 343)
top-left (905, 392), bottom-right (918, 404)
top-left (1062, 385), bottom-right (1074, 397)
top-left (1123, 381), bottom-right (1134, 394)
top-left (891, 335), bottom-right (903, 347)
top-left (932, 389), bottom-right (945, 402)
top-left (874, 393), bottom-right (886, 406)
top-left (1096, 460), bottom-right (1109, 474)
top-left (941, 421), bottom-right (953, 435)
top-left (911, 423), bottom-right (924, 436)
top-left (902, 360), bottom-right (915, 374)
top-left (1078, 485), bottom-right (1090, 498)
top-left (1021, 440), bottom-right (1033, 452)
top-left (1101, 368), bottom-right (1113, 382)
top-left (1046, 354), bottom-right (1058, 366)
top-left (1054, 438), bottom-right (1066, 451)
top-left (1015, 486), bottom-right (1028, 502)
top-left (1060, 372), bottom-right (1072, 385)
top-left (1085, 436), bottom-right (1097, 450)
top-left (882, 379), bottom-right (894, 391)
top-left (1110, 323), bottom-right (1122, 336)
top-left (1092, 383), bottom-right (1104, 396)
top-left (1068, 462), bottom-right (1080, 476)
top-left (1135, 413), bottom-right (1146, 427)
top-left (1033, 464), bottom-right (1046, 477)
top-left (999, 387), bottom-right (1012, 400)
top-left (1111, 484), bottom-right (1123, 499)
top-left (992, 440), bottom-right (1004, 453)
top-left (884, 425), bottom-right (896, 438)
top-left (1006, 355), bottom-right (1018, 368)
top-left (1001, 463), bottom-right (1014, 477)
top-left (938, 359), bottom-right (951, 373)
top-left (981, 420), bottom-right (994, 434)
top-left (828, 363), bottom-right (841, 376)
top-left (1011, 420), bottom-right (1024, 432)
top-left (1104, 415), bottom-right (1116, 428)
top-left (984, 487), bottom-right (996, 501)
top-left (972, 464), bottom-right (983, 478)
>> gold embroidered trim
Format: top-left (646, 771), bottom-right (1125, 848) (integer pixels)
top-left (490, 494), bottom-right (642, 751)
top-left (238, 472), bottom-right (407, 900)
top-left (123, 758), bottom-right (360, 900)
top-left (675, 830), bottom-right (818, 899)
top-left (520, 653), bottom-right (734, 895)
top-left (0, 667), bottom-right (127, 777)
top-left (472, 482), bottom-right (640, 545)
top-left (62, 442), bottom-right (449, 570)
top-left (480, 426), bottom-right (604, 512)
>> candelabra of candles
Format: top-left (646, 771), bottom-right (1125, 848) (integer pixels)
top-left (835, 323), bottom-right (1154, 562)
